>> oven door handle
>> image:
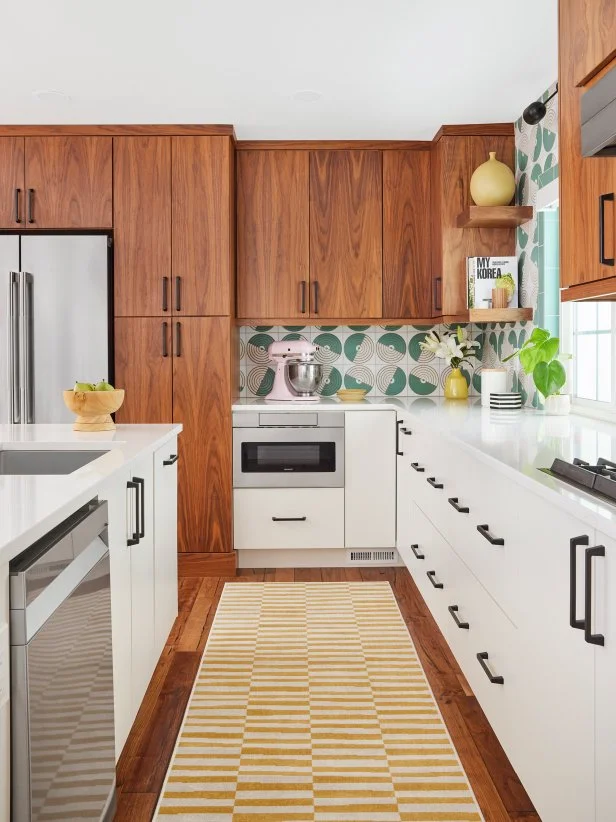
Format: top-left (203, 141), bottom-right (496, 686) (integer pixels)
top-left (272, 516), bottom-right (307, 522)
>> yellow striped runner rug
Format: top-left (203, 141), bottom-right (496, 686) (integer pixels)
top-left (155, 582), bottom-right (483, 822)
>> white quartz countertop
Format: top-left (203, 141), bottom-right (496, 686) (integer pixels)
top-left (234, 397), bottom-right (616, 537)
top-left (0, 424), bottom-right (182, 564)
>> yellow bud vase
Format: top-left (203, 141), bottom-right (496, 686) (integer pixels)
top-left (470, 151), bottom-right (516, 207)
top-left (444, 367), bottom-right (468, 400)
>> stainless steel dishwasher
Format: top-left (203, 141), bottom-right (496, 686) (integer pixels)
top-left (9, 499), bottom-right (116, 822)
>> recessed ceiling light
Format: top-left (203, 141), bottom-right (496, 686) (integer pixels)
top-left (32, 89), bottom-right (71, 102)
top-left (292, 90), bottom-right (323, 103)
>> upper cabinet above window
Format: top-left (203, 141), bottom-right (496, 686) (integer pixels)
top-left (573, 0), bottom-right (616, 86)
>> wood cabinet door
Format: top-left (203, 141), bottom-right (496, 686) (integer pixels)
top-left (114, 317), bottom-right (173, 423)
top-left (383, 150), bottom-right (432, 318)
top-left (24, 137), bottom-right (112, 228)
top-left (560, 0), bottom-right (616, 288)
top-left (237, 150), bottom-right (309, 319)
top-left (172, 317), bottom-right (232, 554)
top-left (0, 138), bottom-right (25, 228)
top-left (172, 137), bottom-right (232, 315)
top-left (573, 0), bottom-right (616, 85)
top-left (310, 150), bottom-right (382, 318)
top-left (114, 137), bottom-right (171, 317)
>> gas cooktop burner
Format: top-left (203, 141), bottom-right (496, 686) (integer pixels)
top-left (541, 457), bottom-right (616, 504)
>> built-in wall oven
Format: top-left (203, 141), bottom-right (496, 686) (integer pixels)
top-left (233, 411), bottom-right (344, 488)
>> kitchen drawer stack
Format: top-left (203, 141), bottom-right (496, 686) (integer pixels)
top-left (396, 413), bottom-right (616, 822)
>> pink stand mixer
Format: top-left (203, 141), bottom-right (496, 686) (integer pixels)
top-left (266, 340), bottom-right (323, 402)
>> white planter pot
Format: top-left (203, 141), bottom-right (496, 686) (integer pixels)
top-left (543, 394), bottom-right (571, 416)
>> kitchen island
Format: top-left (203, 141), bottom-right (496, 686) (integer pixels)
top-left (0, 423), bottom-right (182, 821)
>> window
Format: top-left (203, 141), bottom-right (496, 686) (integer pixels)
top-left (563, 301), bottom-right (616, 416)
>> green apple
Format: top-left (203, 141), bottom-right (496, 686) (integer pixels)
top-left (95, 380), bottom-right (115, 391)
top-left (74, 381), bottom-right (95, 392)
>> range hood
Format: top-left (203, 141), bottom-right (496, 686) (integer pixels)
top-left (582, 65), bottom-right (616, 157)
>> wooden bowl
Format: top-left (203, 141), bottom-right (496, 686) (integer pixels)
top-left (63, 389), bottom-right (125, 432)
top-left (337, 389), bottom-right (368, 403)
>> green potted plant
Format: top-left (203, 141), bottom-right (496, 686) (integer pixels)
top-left (503, 327), bottom-right (571, 415)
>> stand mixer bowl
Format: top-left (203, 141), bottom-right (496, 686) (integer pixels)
top-left (287, 361), bottom-right (323, 396)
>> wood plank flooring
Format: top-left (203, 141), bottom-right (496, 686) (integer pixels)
top-left (114, 567), bottom-right (540, 822)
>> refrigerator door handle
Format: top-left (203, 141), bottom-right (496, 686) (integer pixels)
top-left (20, 272), bottom-right (34, 423)
top-left (9, 272), bottom-right (20, 423)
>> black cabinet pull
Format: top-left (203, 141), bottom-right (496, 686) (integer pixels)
top-left (175, 321), bottom-right (182, 357)
top-left (599, 193), bottom-right (615, 266)
top-left (272, 516), bottom-right (307, 522)
top-left (477, 652), bottom-right (504, 684)
top-left (477, 524), bottom-right (504, 545)
top-left (448, 497), bottom-right (469, 514)
top-left (126, 481), bottom-right (140, 546)
top-left (427, 570), bottom-right (443, 589)
top-left (410, 544), bottom-right (425, 560)
top-left (312, 280), bottom-right (319, 314)
top-left (162, 276), bottom-right (169, 312)
top-left (570, 535), bottom-right (589, 630)
top-left (585, 545), bottom-right (605, 646)
top-left (433, 276), bottom-right (442, 312)
top-left (411, 462), bottom-right (425, 473)
top-left (27, 188), bottom-right (34, 224)
top-left (163, 454), bottom-right (179, 466)
top-left (427, 476), bottom-right (443, 489)
top-left (396, 420), bottom-right (404, 456)
top-left (14, 188), bottom-right (21, 223)
top-left (448, 605), bottom-right (469, 629)
top-left (300, 280), bottom-right (307, 314)
top-left (162, 321), bottom-right (169, 357)
top-left (175, 275), bottom-right (182, 311)
top-left (400, 427), bottom-right (412, 436)
top-left (133, 477), bottom-right (145, 538)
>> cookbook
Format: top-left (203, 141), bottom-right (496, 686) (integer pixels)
top-left (466, 256), bottom-right (518, 309)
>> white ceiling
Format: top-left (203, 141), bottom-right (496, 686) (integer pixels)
top-left (0, 0), bottom-right (558, 139)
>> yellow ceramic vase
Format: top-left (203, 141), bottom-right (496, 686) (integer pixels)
top-left (444, 367), bottom-right (468, 400)
top-left (470, 151), bottom-right (516, 207)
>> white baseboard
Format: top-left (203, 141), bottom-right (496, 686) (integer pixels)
top-left (237, 547), bottom-right (402, 568)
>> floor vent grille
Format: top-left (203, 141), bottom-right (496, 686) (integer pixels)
top-left (347, 549), bottom-right (398, 564)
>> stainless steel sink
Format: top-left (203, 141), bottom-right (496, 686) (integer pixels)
top-left (0, 450), bottom-right (108, 475)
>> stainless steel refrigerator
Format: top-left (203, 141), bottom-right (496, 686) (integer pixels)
top-left (0, 234), bottom-right (111, 424)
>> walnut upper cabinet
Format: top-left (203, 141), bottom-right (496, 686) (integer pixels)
top-left (383, 150), bottom-right (432, 318)
top-left (0, 136), bottom-right (112, 229)
top-left (431, 133), bottom-right (515, 315)
top-left (172, 137), bottom-right (234, 316)
top-left (114, 137), bottom-right (172, 317)
top-left (236, 150), bottom-right (309, 319)
top-left (310, 150), bottom-right (382, 318)
top-left (572, 0), bottom-right (616, 85)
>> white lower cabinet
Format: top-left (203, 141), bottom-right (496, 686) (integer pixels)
top-left (398, 418), bottom-right (604, 822)
top-left (234, 488), bottom-right (344, 549)
top-left (153, 438), bottom-right (179, 654)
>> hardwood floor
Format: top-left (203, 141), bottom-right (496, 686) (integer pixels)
top-left (114, 567), bottom-right (540, 822)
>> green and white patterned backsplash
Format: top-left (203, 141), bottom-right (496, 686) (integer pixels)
top-left (239, 322), bottom-right (533, 402)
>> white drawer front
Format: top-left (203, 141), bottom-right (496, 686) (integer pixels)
top-left (234, 488), bottom-right (344, 549)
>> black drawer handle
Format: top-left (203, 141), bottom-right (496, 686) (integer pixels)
top-left (599, 193), bottom-right (615, 266)
top-left (400, 427), bottom-right (412, 436)
top-left (133, 476), bottom-right (145, 538)
top-left (570, 535), bottom-right (589, 630)
top-left (411, 462), bottom-right (425, 473)
top-left (396, 420), bottom-right (404, 456)
top-left (410, 544), bottom-right (425, 560)
top-left (477, 524), bottom-right (504, 545)
top-left (272, 516), bottom-right (307, 522)
top-left (477, 652), bottom-right (504, 684)
top-left (448, 497), bottom-right (469, 514)
top-left (427, 476), bottom-right (443, 489)
top-left (126, 480), bottom-right (140, 546)
top-left (585, 545), bottom-right (605, 646)
top-left (427, 570), bottom-right (443, 589)
top-left (163, 454), bottom-right (179, 466)
top-left (448, 605), bottom-right (469, 629)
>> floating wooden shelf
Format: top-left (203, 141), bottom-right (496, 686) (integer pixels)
top-left (468, 307), bottom-right (533, 323)
top-left (456, 206), bottom-right (534, 228)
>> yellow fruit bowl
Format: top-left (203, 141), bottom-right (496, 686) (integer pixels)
top-left (336, 388), bottom-right (368, 403)
top-left (63, 389), bottom-right (125, 432)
